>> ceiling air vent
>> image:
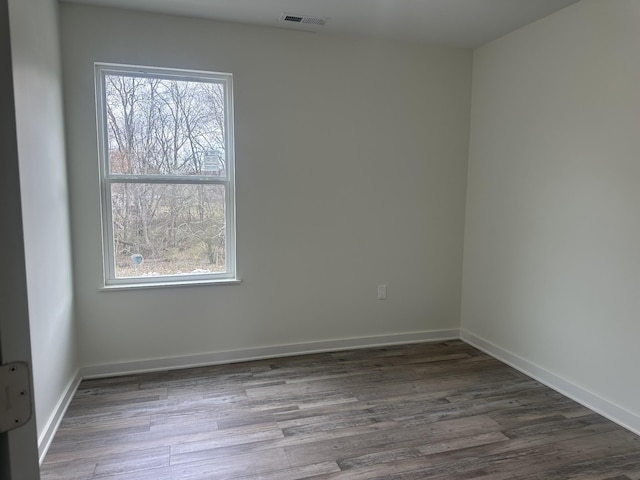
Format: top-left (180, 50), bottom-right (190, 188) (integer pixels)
top-left (280, 13), bottom-right (328, 27)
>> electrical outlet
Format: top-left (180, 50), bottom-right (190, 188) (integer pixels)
top-left (377, 284), bottom-right (387, 300)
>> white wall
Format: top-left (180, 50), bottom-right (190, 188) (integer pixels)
top-left (462, 0), bottom-right (640, 429)
top-left (60, 4), bottom-right (471, 369)
top-left (8, 0), bottom-right (77, 449)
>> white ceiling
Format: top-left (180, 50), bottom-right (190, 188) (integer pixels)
top-left (62, 0), bottom-right (581, 48)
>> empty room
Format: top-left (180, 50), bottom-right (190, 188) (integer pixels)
top-left (2, 0), bottom-right (640, 478)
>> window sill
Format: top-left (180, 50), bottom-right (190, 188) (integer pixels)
top-left (100, 278), bottom-right (241, 291)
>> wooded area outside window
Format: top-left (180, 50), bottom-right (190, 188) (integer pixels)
top-left (95, 64), bottom-right (236, 287)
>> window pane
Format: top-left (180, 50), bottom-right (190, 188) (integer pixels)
top-left (110, 183), bottom-right (227, 278)
top-left (104, 75), bottom-right (227, 176)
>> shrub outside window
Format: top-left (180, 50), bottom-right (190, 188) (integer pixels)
top-left (95, 64), bottom-right (236, 287)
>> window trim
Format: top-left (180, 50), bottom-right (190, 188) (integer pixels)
top-left (94, 63), bottom-right (237, 288)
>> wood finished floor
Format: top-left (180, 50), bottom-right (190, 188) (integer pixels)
top-left (40, 341), bottom-right (640, 480)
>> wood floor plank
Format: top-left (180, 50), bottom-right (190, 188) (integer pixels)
top-left (40, 342), bottom-right (640, 480)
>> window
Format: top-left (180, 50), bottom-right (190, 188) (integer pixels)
top-left (95, 64), bottom-right (236, 287)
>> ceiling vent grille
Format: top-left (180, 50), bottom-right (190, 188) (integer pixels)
top-left (280, 14), bottom-right (328, 26)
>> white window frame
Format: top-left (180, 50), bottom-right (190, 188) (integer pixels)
top-left (95, 63), bottom-right (237, 288)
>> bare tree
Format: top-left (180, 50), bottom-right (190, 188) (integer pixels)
top-left (105, 75), bottom-right (227, 277)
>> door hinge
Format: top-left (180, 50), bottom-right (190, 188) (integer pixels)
top-left (0, 362), bottom-right (32, 433)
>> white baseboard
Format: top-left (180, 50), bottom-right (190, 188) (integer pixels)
top-left (460, 328), bottom-right (640, 436)
top-left (38, 369), bottom-right (82, 464)
top-left (81, 329), bottom-right (460, 379)
top-left (42, 328), bottom-right (639, 467)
